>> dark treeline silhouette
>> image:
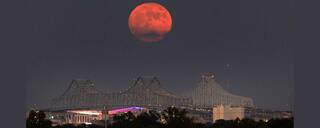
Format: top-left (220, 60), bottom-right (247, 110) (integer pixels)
top-left (211, 118), bottom-right (293, 128)
top-left (26, 107), bottom-right (293, 128)
top-left (27, 110), bottom-right (52, 128)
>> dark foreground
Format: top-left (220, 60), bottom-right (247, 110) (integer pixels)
top-left (27, 107), bottom-right (293, 128)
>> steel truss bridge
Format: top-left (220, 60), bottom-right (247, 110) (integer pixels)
top-left (50, 75), bottom-right (253, 111)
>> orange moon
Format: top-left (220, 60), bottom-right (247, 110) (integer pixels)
top-left (128, 2), bottom-right (172, 42)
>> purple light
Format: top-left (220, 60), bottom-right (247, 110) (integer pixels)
top-left (108, 107), bottom-right (145, 115)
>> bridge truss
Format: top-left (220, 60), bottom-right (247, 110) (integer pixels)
top-left (50, 75), bottom-right (253, 111)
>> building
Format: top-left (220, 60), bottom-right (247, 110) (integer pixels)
top-left (212, 105), bottom-right (246, 122)
top-left (246, 108), bottom-right (293, 121)
top-left (45, 109), bottom-right (103, 126)
top-left (212, 105), bottom-right (293, 122)
top-left (186, 108), bottom-right (212, 124)
top-left (45, 107), bottom-right (147, 126)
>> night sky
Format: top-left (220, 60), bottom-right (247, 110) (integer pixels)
top-left (26, 0), bottom-right (294, 111)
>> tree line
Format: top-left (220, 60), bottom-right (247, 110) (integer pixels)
top-left (27, 107), bottom-right (293, 128)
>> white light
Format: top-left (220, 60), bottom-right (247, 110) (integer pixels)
top-left (67, 110), bottom-right (102, 115)
top-left (84, 122), bottom-right (92, 125)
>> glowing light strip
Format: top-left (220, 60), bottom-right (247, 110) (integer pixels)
top-left (66, 107), bottom-right (145, 115)
top-left (67, 110), bottom-right (102, 115)
top-left (108, 107), bottom-right (145, 115)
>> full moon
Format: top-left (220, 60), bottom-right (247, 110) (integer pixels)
top-left (128, 2), bottom-right (172, 42)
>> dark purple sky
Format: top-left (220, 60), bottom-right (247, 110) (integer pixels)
top-left (26, 0), bottom-right (294, 111)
